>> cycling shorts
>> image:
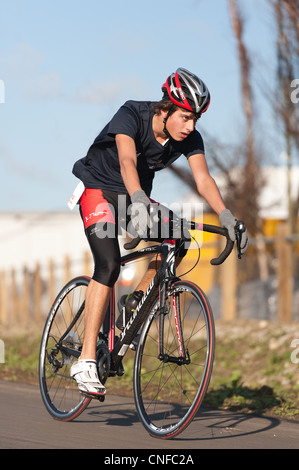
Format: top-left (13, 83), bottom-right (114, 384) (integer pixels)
top-left (79, 188), bottom-right (190, 287)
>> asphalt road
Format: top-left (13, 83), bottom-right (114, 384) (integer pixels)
top-left (0, 380), bottom-right (298, 451)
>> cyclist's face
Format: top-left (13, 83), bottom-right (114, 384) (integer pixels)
top-left (165, 109), bottom-right (197, 141)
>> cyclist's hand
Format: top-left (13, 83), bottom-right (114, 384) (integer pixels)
top-left (219, 209), bottom-right (237, 241)
top-left (219, 209), bottom-right (248, 255)
top-left (128, 190), bottom-right (153, 237)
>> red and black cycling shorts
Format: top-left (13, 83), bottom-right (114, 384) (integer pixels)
top-left (80, 188), bottom-right (122, 230)
top-left (78, 188), bottom-right (190, 287)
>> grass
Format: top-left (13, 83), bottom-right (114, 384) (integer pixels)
top-left (0, 319), bottom-right (298, 420)
top-left (0, 334), bottom-right (41, 384)
top-left (204, 320), bottom-right (299, 420)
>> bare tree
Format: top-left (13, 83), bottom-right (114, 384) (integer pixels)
top-left (228, 0), bottom-right (254, 166)
top-left (269, 0), bottom-right (299, 231)
top-left (224, 0), bottom-right (262, 235)
top-left (169, 0), bottom-right (263, 236)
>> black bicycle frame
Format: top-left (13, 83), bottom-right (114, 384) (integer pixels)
top-left (57, 221), bottom-right (236, 373)
top-left (105, 220), bottom-right (236, 372)
top-left (106, 239), bottom-right (176, 374)
top-left (56, 241), bottom-right (172, 370)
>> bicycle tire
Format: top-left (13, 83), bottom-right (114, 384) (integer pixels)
top-left (39, 276), bottom-right (91, 421)
top-left (133, 280), bottom-right (215, 439)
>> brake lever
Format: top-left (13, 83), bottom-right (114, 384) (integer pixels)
top-left (235, 220), bottom-right (246, 259)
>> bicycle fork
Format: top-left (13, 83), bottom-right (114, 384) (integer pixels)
top-left (157, 242), bottom-right (190, 366)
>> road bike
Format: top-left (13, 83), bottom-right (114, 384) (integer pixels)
top-left (39, 217), bottom-right (245, 439)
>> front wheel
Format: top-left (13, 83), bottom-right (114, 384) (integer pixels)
top-left (133, 280), bottom-right (215, 439)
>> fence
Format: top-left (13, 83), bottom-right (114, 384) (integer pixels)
top-left (217, 222), bottom-right (299, 323)
top-left (0, 252), bottom-right (93, 330)
top-left (0, 222), bottom-right (298, 332)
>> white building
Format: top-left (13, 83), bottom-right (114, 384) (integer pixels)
top-left (0, 211), bottom-right (87, 271)
top-left (214, 165), bottom-right (299, 220)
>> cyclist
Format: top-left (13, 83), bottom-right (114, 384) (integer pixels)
top-left (69, 67), bottom-right (248, 397)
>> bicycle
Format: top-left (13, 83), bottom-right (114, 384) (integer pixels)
top-left (39, 217), bottom-right (246, 439)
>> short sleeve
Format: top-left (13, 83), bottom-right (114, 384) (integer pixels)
top-left (107, 101), bottom-right (140, 140)
top-left (183, 130), bottom-right (205, 159)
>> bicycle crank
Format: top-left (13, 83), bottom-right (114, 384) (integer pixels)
top-left (96, 341), bottom-right (111, 385)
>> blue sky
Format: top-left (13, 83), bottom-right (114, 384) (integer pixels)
top-left (0, 0), bottom-right (279, 211)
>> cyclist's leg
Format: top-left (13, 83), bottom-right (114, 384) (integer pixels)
top-left (80, 279), bottom-right (110, 360)
top-left (72, 189), bottom-right (121, 394)
top-left (134, 246), bottom-right (187, 295)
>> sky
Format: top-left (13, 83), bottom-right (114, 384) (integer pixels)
top-left (0, 0), bottom-right (281, 212)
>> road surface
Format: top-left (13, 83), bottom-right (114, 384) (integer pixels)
top-left (0, 380), bottom-right (298, 450)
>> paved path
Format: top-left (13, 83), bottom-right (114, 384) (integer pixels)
top-left (0, 380), bottom-right (298, 450)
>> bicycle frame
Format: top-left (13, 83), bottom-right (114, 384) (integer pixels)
top-left (101, 220), bottom-right (236, 373)
top-left (58, 221), bottom-right (235, 374)
top-left (103, 239), bottom-right (177, 374)
top-left (55, 243), bottom-right (165, 369)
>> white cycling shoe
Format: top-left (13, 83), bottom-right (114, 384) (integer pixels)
top-left (70, 359), bottom-right (106, 397)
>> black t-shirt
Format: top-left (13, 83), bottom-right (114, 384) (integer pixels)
top-left (72, 100), bottom-right (205, 196)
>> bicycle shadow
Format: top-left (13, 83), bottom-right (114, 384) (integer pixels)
top-left (178, 382), bottom-right (283, 441)
top-left (74, 394), bottom-right (281, 443)
top-left (176, 408), bottom-right (281, 442)
top-left (76, 398), bottom-right (140, 427)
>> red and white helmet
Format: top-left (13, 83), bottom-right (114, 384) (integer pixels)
top-left (162, 67), bottom-right (210, 115)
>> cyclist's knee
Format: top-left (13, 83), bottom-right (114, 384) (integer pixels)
top-left (85, 222), bottom-right (121, 288)
top-left (93, 255), bottom-right (120, 287)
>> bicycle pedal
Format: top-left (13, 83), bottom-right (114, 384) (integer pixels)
top-left (80, 391), bottom-right (106, 402)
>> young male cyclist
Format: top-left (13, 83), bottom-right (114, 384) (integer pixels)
top-left (69, 67), bottom-right (248, 397)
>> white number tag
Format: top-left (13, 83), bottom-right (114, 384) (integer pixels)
top-left (67, 181), bottom-right (85, 210)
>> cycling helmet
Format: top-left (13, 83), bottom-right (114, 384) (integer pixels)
top-left (162, 67), bottom-right (211, 115)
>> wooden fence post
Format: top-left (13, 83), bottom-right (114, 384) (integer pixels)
top-left (221, 242), bottom-right (237, 321)
top-left (64, 256), bottom-right (72, 323)
top-left (0, 271), bottom-right (8, 324)
top-left (22, 265), bottom-right (30, 321)
top-left (64, 255), bottom-right (71, 285)
top-left (276, 223), bottom-right (293, 323)
top-left (34, 262), bottom-right (42, 321)
top-left (11, 268), bottom-right (18, 323)
top-left (48, 258), bottom-right (55, 310)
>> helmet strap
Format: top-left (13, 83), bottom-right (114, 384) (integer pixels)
top-left (163, 116), bottom-right (172, 139)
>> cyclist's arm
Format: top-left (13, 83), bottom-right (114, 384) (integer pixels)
top-left (115, 134), bottom-right (142, 197)
top-left (188, 153), bottom-right (226, 215)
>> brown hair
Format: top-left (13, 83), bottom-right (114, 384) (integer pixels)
top-left (151, 99), bottom-right (178, 116)
top-left (151, 99), bottom-right (201, 120)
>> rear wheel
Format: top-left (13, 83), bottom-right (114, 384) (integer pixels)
top-left (133, 280), bottom-right (215, 439)
top-left (39, 276), bottom-right (91, 421)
